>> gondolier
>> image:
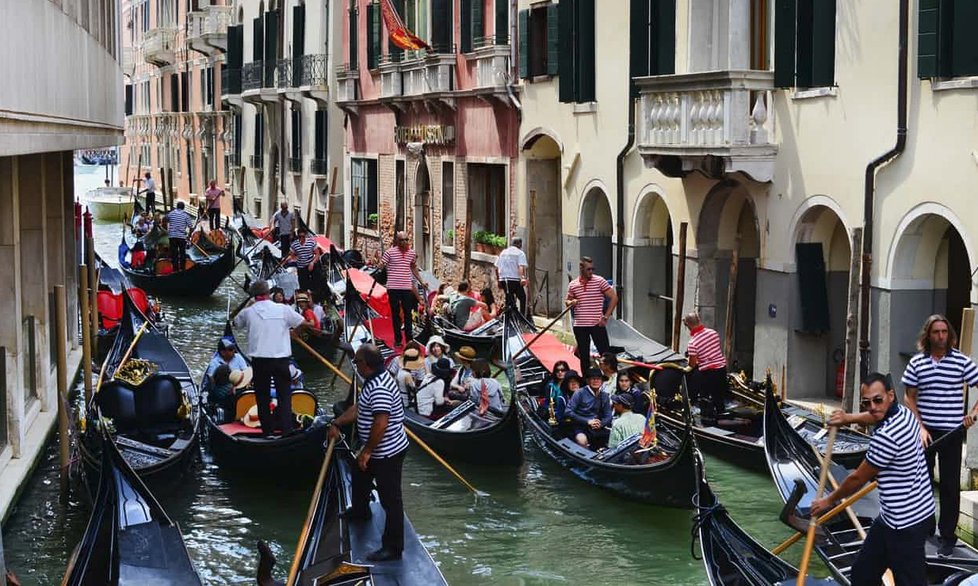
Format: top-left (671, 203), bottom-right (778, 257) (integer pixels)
top-left (495, 237), bottom-right (528, 315)
top-left (683, 312), bottom-right (727, 419)
top-left (204, 180), bottom-right (224, 231)
top-left (812, 373), bottom-right (936, 584)
top-left (378, 231), bottom-right (424, 347)
top-left (290, 226), bottom-right (318, 293)
top-left (233, 280), bottom-right (308, 435)
top-left (902, 314), bottom-right (978, 555)
top-left (166, 201), bottom-right (192, 272)
top-left (139, 171), bottom-right (157, 213)
top-left (328, 343), bottom-right (409, 562)
top-left (565, 257), bottom-right (618, 373)
top-left (270, 202), bottom-right (295, 252)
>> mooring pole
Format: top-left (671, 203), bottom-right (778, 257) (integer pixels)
top-left (79, 264), bottom-right (93, 404)
top-left (54, 285), bottom-right (70, 495)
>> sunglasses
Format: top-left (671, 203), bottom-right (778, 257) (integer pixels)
top-left (858, 395), bottom-right (886, 410)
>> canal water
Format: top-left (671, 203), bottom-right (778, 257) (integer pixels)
top-left (0, 166), bottom-right (824, 584)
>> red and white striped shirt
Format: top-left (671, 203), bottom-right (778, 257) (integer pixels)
top-left (687, 325), bottom-right (726, 371)
top-left (567, 275), bottom-right (611, 327)
top-left (382, 247), bottom-right (417, 291)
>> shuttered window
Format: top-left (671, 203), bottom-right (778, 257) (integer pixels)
top-left (349, 2), bottom-right (359, 70)
top-left (253, 16), bottom-right (264, 62)
top-left (125, 84), bottom-right (133, 116)
top-left (918, 0), bottom-right (978, 79)
top-left (472, 0), bottom-right (484, 48)
top-left (366, 2), bottom-right (379, 69)
top-left (518, 9), bottom-right (528, 78)
top-left (774, 0), bottom-right (835, 88)
top-left (495, 0), bottom-right (508, 44)
top-left (264, 10), bottom-right (279, 87)
top-left (389, 0), bottom-right (405, 62)
top-left (630, 0), bottom-right (675, 83)
top-left (556, 0), bottom-right (595, 103)
top-left (293, 5), bottom-right (306, 81)
top-left (255, 112), bottom-right (264, 161)
top-left (314, 110), bottom-right (327, 161)
top-left (431, 0), bottom-right (454, 53)
top-left (352, 158), bottom-right (378, 226)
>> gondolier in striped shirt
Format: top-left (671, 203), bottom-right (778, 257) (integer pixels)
top-left (812, 373), bottom-right (936, 584)
top-left (683, 312), bottom-right (727, 419)
top-left (289, 226), bottom-right (319, 293)
top-left (902, 314), bottom-right (978, 556)
top-left (166, 201), bottom-right (192, 272)
top-left (565, 257), bottom-right (618, 374)
top-left (329, 343), bottom-right (410, 562)
top-left (378, 231), bottom-right (424, 347)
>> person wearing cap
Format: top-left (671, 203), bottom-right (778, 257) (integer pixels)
top-left (424, 335), bottom-right (454, 373)
top-left (295, 292), bottom-right (321, 331)
top-left (205, 337), bottom-right (248, 391)
top-left (565, 368), bottom-right (613, 449)
top-left (290, 225), bottom-right (319, 293)
top-left (417, 357), bottom-right (458, 418)
top-left (608, 393), bottom-right (646, 448)
top-left (450, 346), bottom-right (478, 396)
top-left (396, 346), bottom-right (426, 406)
top-left (234, 280), bottom-right (310, 435)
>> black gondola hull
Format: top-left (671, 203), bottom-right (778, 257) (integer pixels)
top-left (402, 401), bottom-right (523, 466)
top-left (122, 247), bottom-right (234, 297)
top-left (204, 412), bottom-right (330, 472)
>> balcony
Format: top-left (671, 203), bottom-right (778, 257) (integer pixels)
top-left (242, 61), bottom-right (279, 104)
top-left (636, 70), bottom-right (777, 182)
top-left (276, 59), bottom-right (302, 102)
top-left (335, 65), bottom-right (359, 114)
top-left (288, 157), bottom-right (303, 173)
top-left (311, 158), bottom-right (328, 176)
top-left (468, 40), bottom-right (509, 94)
top-left (142, 27), bottom-right (178, 66)
top-left (187, 6), bottom-right (229, 56)
top-left (379, 56), bottom-right (402, 99)
top-left (298, 54), bottom-right (329, 105)
top-left (221, 67), bottom-right (242, 108)
top-left (401, 47), bottom-right (456, 108)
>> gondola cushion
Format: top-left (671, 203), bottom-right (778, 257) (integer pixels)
top-left (98, 381), bottom-right (138, 429)
top-left (134, 375), bottom-right (184, 428)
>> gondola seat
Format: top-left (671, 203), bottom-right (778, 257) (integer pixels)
top-left (235, 391), bottom-right (257, 421)
top-left (134, 375), bottom-right (186, 441)
top-left (291, 391), bottom-right (317, 417)
top-left (97, 381), bottom-right (138, 430)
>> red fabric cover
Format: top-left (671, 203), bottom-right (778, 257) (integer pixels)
top-left (313, 236), bottom-right (333, 252)
top-left (521, 332), bottom-right (578, 373)
top-left (218, 421), bottom-right (266, 436)
top-left (126, 288), bottom-right (151, 315)
top-left (344, 268), bottom-right (390, 317)
top-left (97, 291), bottom-right (123, 329)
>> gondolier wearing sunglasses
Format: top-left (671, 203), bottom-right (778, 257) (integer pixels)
top-left (811, 373), bottom-right (935, 585)
top-left (565, 257), bottom-right (618, 374)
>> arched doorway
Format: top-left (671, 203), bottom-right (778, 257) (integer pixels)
top-left (792, 204), bottom-right (851, 397)
top-left (579, 187), bottom-right (614, 279)
top-left (629, 190), bottom-right (673, 344)
top-left (414, 160), bottom-right (431, 270)
top-left (696, 182), bottom-right (760, 375)
top-left (523, 132), bottom-right (562, 315)
top-left (887, 212), bottom-right (973, 377)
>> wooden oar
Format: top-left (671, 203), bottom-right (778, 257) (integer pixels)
top-left (797, 425), bottom-right (837, 584)
top-left (490, 304), bottom-right (573, 378)
top-left (286, 436), bottom-right (337, 586)
top-left (292, 334), bottom-right (351, 384)
top-left (772, 479), bottom-right (878, 555)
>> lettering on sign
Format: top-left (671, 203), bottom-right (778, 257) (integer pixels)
top-left (394, 125), bottom-right (456, 145)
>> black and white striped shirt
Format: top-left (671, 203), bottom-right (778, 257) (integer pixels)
top-left (166, 209), bottom-right (192, 238)
top-left (357, 370), bottom-right (409, 458)
top-left (290, 237), bottom-right (317, 266)
top-left (902, 348), bottom-right (978, 430)
top-left (865, 403), bottom-right (935, 529)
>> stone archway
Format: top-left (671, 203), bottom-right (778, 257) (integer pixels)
top-left (523, 133), bottom-right (562, 315)
top-left (627, 188), bottom-right (674, 344)
top-left (696, 182), bottom-right (760, 375)
top-left (579, 186), bottom-right (614, 279)
top-left (791, 204), bottom-right (851, 397)
top-left (414, 159), bottom-right (431, 270)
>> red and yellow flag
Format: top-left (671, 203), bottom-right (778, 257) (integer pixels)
top-left (380, 0), bottom-right (431, 51)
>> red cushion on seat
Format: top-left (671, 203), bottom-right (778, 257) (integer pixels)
top-left (218, 421), bottom-right (266, 436)
top-left (97, 291), bottom-right (123, 330)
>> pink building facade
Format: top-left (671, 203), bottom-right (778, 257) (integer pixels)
top-left (338, 0), bottom-right (518, 290)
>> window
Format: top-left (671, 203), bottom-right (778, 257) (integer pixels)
top-left (629, 0), bottom-right (675, 81)
top-left (918, 0), bottom-right (978, 78)
top-left (467, 163), bottom-right (505, 237)
top-left (291, 109), bottom-right (302, 159)
top-left (316, 210), bottom-right (326, 233)
top-left (348, 1), bottom-right (359, 69)
top-left (442, 161), bottom-right (454, 246)
top-left (518, 6), bottom-right (557, 78)
top-left (254, 198), bottom-right (262, 218)
top-left (169, 73), bottom-right (178, 112)
top-left (181, 71), bottom-right (190, 112)
top-left (254, 112), bottom-right (264, 163)
top-left (430, 0), bottom-right (453, 53)
top-left (460, 0), bottom-right (484, 53)
top-left (774, 0), bottom-right (836, 88)
top-left (313, 109), bottom-right (327, 174)
top-left (750, 0), bottom-right (770, 71)
top-left (351, 158), bottom-right (378, 227)
top-left (186, 147), bottom-right (195, 195)
top-left (367, 2), bottom-right (380, 70)
top-left (557, 0), bottom-right (595, 103)
top-left (388, 0), bottom-right (405, 61)
top-left (233, 113), bottom-right (243, 164)
top-left (125, 85), bottom-right (133, 116)
top-left (204, 66), bottom-right (215, 108)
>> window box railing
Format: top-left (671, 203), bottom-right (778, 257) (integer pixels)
top-left (288, 157), bottom-right (302, 173)
top-left (402, 49), bottom-right (455, 96)
top-left (379, 56), bottom-right (402, 98)
top-left (242, 61), bottom-right (264, 91)
top-left (300, 54), bottom-right (328, 87)
top-left (311, 158), bottom-right (328, 176)
top-left (250, 154), bottom-right (264, 170)
top-left (336, 65), bottom-right (359, 103)
top-left (469, 43), bottom-right (510, 91)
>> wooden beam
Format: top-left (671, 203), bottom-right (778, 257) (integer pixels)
top-left (462, 197), bottom-right (473, 281)
top-left (672, 222), bottom-right (688, 352)
top-left (722, 236), bottom-right (741, 364)
top-left (527, 190), bottom-right (537, 315)
top-left (842, 228), bottom-right (863, 414)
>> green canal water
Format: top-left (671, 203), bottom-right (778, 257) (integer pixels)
top-left (0, 167), bottom-right (825, 584)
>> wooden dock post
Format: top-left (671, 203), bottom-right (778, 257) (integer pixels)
top-left (672, 222), bottom-right (688, 352)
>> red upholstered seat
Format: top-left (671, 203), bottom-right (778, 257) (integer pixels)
top-left (218, 421), bottom-right (266, 436)
top-left (97, 291), bottom-right (123, 330)
top-left (127, 288), bottom-right (151, 315)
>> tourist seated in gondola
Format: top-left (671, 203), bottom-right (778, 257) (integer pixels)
top-left (464, 358), bottom-right (506, 415)
top-left (425, 335), bottom-right (454, 373)
top-left (449, 282), bottom-right (478, 328)
top-left (417, 357), bottom-right (458, 419)
top-left (134, 212), bottom-right (153, 237)
top-left (539, 360), bottom-right (570, 399)
top-left (598, 352), bottom-right (619, 381)
top-left (206, 365), bottom-right (252, 419)
top-left (608, 393), bottom-right (646, 449)
top-left (206, 337), bottom-right (248, 386)
top-left (396, 346), bottom-right (426, 406)
top-left (565, 369), bottom-right (614, 449)
top-left (270, 286), bottom-right (287, 304)
top-left (450, 346), bottom-right (477, 397)
top-left (539, 368), bottom-right (580, 425)
top-left (295, 293), bottom-right (320, 331)
top-left (615, 372), bottom-right (650, 417)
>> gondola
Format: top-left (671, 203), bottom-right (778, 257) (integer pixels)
top-left (430, 314), bottom-right (501, 359)
top-left (263, 442), bottom-right (447, 586)
top-left (94, 253), bottom-right (163, 362)
top-left (608, 318), bottom-right (870, 471)
top-left (512, 320), bottom-right (698, 507)
top-left (119, 226), bottom-right (237, 297)
top-left (201, 324), bottom-right (331, 472)
top-left (762, 389), bottom-right (978, 584)
top-left (63, 427), bottom-right (203, 585)
top-left (79, 291), bottom-right (201, 482)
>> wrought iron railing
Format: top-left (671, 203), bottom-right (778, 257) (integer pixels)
top-left (288, 157), bottom-right (302, 172)
top-left (300, 54), bottom-right (328, 87)
top-left (221, 67), bottom-right (241, 95)
top-left (276, 59), bottom-right (293, 88)
top-left (242, 61), bottom-right (263, 91)
top-left (311, 158), bottom-right (328, 175)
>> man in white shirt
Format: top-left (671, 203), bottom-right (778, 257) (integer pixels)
top-left (494, 237), bottom-right (528, 315)
top-left (233, 280), bottom-right (309, 435)
top-left (270, 202), bottom-right (295, 252)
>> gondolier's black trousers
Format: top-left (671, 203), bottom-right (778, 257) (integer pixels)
top-left (170, 237), bottom-right (187, 272)
top-left (145, 191), bottom-right (156, 213)
top-left (389, 289), bottom-right (417, 346)
top-left (925, 425), bottom-right (964, 546)
top-left (689, 367), bottom-right (727, 418)
top-left (207, 207), bottom-right (220, 230)
top-left (351, 450), bottom-right (406, 553)
top-left (297, 267), bottom-right (314, 293)
top-left (500, 280), bottom-right (526, 315)
top-left (850, 516), bottom-right (931, 586)
top-left (572, 325), bottom-right (610, 374)
top-left (251, 357), bottom-right (293, 435)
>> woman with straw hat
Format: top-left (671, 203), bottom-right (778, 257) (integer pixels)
top-left (424, 335), bottom-right (454, 373)
top-left (395, 346), bottom-right (426, 406)
top-left (450, 346), bottom-right (478, 397)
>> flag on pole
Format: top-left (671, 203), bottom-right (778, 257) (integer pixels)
top-left (639, 389), bottom-right (658, 449)
top-left (380, 0), bottom-right (431, 51)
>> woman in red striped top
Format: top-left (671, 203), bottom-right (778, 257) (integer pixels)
top-left (565, 257), bottom-right (618, 373)
top-left (683, 312), bottom-right (728, 420)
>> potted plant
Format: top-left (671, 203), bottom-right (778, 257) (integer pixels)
top-left (367, 213), bottom-right (379, 228)
top-left (445, 229), bottom-right (454, 245)
top-left (473, 230), bottom-right (486, 252)
top-left (492, 234), bottom-right (507, 254)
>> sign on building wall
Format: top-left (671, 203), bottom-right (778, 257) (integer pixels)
top-left (394, 125), bottom-right (455, 146)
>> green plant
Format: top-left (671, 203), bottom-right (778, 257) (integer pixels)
top-left (473, 230), bottom-right (487, 244)
top-left (491, 234), bottom-right (507, 248)
top-left (367, 212), bottom-right (379, 224)
top-left (446, 229), bottom-right (454, 241)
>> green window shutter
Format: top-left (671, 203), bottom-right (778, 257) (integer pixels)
top-left (810, 0), bottom-right (835, 86)
top-left (575, 0), bottom-right (595, 102)
top-left (495, 0), bottom-right (508, 45)
top-left (253, 17), bottom-right (264, 62)
top-left (265, 10), bottom-right (279, 87)
top-left (630, 0), bottom-right (650, 79)
top-left (293, 5), bottom-right (306, 83)
top-left (652, 0), bottom-right (675, 75)
top-left (918, 0), bottom-right (940, 78)
top-left (367, 3), bottom-right (379, 69)
top-left (472, 0), bottom-right (484, 48)
top-left (518, 9), bottom-right (529, 78)
top-left (390, 0), bottom-right (404, 61)
top-left (553, 2), bottom-right (566, 83)
top-left (951, 0), bottom-right (978, 76)
top-left (795, 0), bottom-right (813, 88)
top-left (431, 0), bottom-right (452, 53)
top-left (461, 0), bottom-right (472, 53)
top-left (349, 6), bottom-right (359, 70)
top-left (773, 0), bottom-right (796, 87)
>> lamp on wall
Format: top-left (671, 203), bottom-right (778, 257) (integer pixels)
top-left (406, 141), bottom-right (424, 158)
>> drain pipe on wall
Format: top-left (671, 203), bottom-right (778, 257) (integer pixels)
top-left (859, 0), bottom-right (909, 382)
top-left (615, 83), bottom-right (636, 319)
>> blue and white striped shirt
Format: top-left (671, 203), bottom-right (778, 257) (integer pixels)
top-left (902, 348), bottom-right (978, 430)
top-left (166, 209), bottom-right (193, 239)
top-left (357, 370), bottom-right (409, 458)
top-left (865, 403), bottom-right (935, 529)
top-left (290, 237), bottom-right (317, 266)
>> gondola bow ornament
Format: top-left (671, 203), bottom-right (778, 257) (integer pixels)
top-left (639, 389), bottom-right (658, 449)
top-left (380, 0), bottom-right (431, 50)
